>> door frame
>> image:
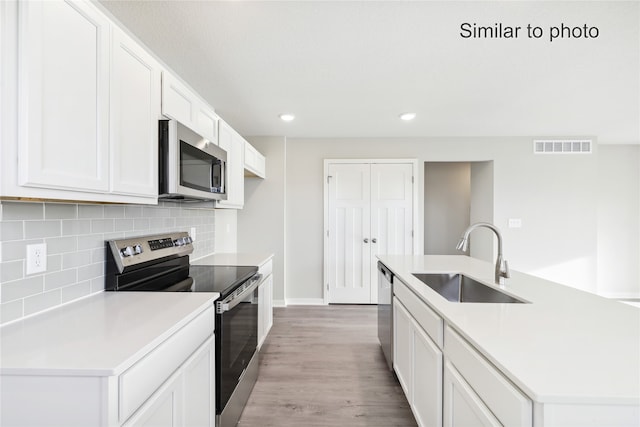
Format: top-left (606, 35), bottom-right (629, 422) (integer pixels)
top-left (323, 159), bottom-right (421, 305)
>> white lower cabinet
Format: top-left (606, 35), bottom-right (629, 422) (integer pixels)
top-left (0, 306), bottom-right (215, 427)
top-left (393, 295), bottom-right (443, 427)
top-left (257, 259), bottom-right (274, 348)
top-left (392, 278), bottom-right (531, 427)
top-left (443, 361), bottom-right (501, 427)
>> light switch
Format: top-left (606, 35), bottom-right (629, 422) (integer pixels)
top-left (508, 218), bottom-right (522, 228)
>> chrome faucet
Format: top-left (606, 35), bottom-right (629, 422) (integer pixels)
top-left (456, 222), bottom-right (510, 285)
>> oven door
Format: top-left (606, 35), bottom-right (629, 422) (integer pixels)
top-left (215, 276), bottom-right (261, 414)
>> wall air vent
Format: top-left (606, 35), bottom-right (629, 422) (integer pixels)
top-left (533, 139), bottom-right (592, 154)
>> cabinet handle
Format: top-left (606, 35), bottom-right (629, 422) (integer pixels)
top-left (364, 238), bottom-right (369, 243)
top-left (372, 238), bottom-right (377, 243)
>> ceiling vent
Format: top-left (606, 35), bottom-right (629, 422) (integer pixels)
top-left (533, 139), bottom-right (592, 154)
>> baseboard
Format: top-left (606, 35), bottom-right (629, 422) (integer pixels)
top-left (285, 298), bottom-right (326, 306)
top-left (273, 299), bottom-right (287, 307)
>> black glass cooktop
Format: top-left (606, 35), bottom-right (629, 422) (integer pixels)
top-left (189, 265), bottom-right (258, 297)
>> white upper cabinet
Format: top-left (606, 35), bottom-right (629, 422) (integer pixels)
top-left (110, 26), bottom-right (161, 198)
top-left (161, 71), bottom-right (218, 142)
top-left (17, 0), bottom-right (110, 193)
top-left (244, 142), bottom-right (266, 178)
top-left (1, 0), bottom-right (161, 203)
top-left (216, 119), bottom-right (245, 209)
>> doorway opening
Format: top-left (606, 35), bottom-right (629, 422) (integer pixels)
top-left (423, 161), bottom-right (494, 261)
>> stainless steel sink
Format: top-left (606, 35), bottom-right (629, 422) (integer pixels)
top-left (412, 273), bottom-right (527, 303)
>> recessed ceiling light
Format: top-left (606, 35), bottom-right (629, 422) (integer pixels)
top-left (279, 113), bottom-right (295, 122)
top-left (399, 112), bottom-right (416, 121)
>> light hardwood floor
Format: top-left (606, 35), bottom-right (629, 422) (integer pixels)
top-left (238, 305), bottom-right (417, 426)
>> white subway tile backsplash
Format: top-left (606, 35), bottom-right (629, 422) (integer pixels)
top-left (134, 218), bottom-right (150, 231)
top-left (24, 289), bottom-right (61, 316)
top-left (91, 219), bottom-right (115, 233)
top-left (0, 201), bottom-right (216, 324)
top-left (115, 218), bottom-right (134, 232)
top-left (77, 263), bottom-right (104, 282)
top-left (47, 254), bottom-right (62, 273)
top-left (1, 221), bottom-right (24, 241)
top-left (1, 239), bottom-right (39, 262)
top-left (45, 269), bottom-right (78, 291)
top-left (62, 219), bottom-right (92, 236)
top-left (47, 236), bottom-right (78, 255)
top-left (125, 206), bottom-right (143, 218)
top-left (61, 280), bottom-right (92, 303)
top-left (1, 260), bottom-right (23, 283)
top-left (1, 300), bottom-right (23, 323)
top-left (78, 204), bottom-right (104, 219)
top-left (2, 276), bottom-right (44, 302)
top-left (77, 235), bottom-right (104, 251)
top-left (104, 206), bottom-right (125, 218)
top-left (1, 202), bottom-right (44, 220)
top-left (62, 250), bottom-right (92, 270)
top-left (45, 203), bottom-right (77, 220)
top-left (25, 220), bottom-right (61, 239)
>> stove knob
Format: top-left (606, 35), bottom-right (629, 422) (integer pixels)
top-left (133, 244), bottom-right (143, 255)
top-left (185, 236), bottom-right (193, 244)
top-left (120, 246), bottom-right (134, 257)
top-left (174, 238), bottom-right (184, 247)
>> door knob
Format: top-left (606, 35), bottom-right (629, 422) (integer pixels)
top-left (364, 238), bottom-right (369, 243)
top-left (372, 238), bottom-right (377, 243)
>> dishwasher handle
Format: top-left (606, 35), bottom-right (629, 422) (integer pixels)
top-left (377, 262), bottom-right (394, 283)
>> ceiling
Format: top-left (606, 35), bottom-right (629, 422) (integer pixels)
top-left (99, 1), bottom-right (640, 143)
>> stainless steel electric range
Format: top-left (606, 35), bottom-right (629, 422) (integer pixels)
top-left (105, 231), bottom-right (263, 427)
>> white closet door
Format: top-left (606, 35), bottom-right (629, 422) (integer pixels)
top-left (327, 163), bottom-right (371, 303)
top-left (370, 163), bottom-right (414, 303)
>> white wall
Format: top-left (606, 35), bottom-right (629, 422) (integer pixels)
top-left (424, 162), bottom-right (471, 255)
top-left (469, 161), bottom-right (494, 263)
top-left (597, 145), bottom-right (640, 298)
top-left (237, 136), bottom-right (287, 306)
top-left (282, 137), bottom-right (638, 300)
top-left (213, 209), bottom-right (237, 253)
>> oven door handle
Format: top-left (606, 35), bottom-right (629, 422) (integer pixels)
top-left (216, 274), bottom-right (263, 313)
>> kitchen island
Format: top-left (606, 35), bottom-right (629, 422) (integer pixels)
top-left (378, 255), bottom-right (640, 427)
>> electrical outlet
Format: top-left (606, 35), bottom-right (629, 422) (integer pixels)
top-left (508, 218), bottom-right (522, 229)
top-left (26, 243), bottom-right (47, 275)
top-left (190, 227), bottom-right (197, 241)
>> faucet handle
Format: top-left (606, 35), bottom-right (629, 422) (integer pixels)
top-left (502, 260), bottom-right (510, 278)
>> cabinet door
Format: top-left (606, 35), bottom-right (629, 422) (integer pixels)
top-left (110, 26), bottom-right (160, 198)
top-left (412, 319), bottom-right (443, 427)
top-left (161, 71), bottom-right (218, 142)
top-left (244, 142), bottom-right (266, 178)
top-left (123, 372), bottom-right (182, 427)
top-left (183, 337), bottom-right (215, 427)
top-left (393, 297), bottom-right (412, 397)
top-left (258, 274), bottom-right (274, 349)
top-left (443, 362), bottom-right (501, 427)
top-left (216, 120), bottom-right (244, 209)
top-left (18, 0), bottom-right (110, 192)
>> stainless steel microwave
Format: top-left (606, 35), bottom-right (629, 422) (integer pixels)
top-left (159, 120), bottom-right (227, 201)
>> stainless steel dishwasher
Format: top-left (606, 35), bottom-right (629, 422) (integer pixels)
top-left (377, 261), bottom-right (394, 371)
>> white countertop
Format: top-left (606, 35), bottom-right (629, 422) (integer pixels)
top-left (193, 252), bottom-right (273, 267)
top-left (0, 292), bottom-right (218, 376)
top-left (378, 255), bottom-right (640, 405)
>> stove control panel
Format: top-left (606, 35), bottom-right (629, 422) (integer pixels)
top-left (107, 232), bottom-right (194, 273)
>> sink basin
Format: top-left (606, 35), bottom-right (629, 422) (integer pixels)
top-left (412, 273), bottom-right (526, 304)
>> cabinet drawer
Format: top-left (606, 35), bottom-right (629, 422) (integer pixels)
top-left (444, 325), bottom-right (532, 426)
top-left (394, 279), bottom-right (443, 348)
top-left (119, 306), bottom-right (215, 423)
